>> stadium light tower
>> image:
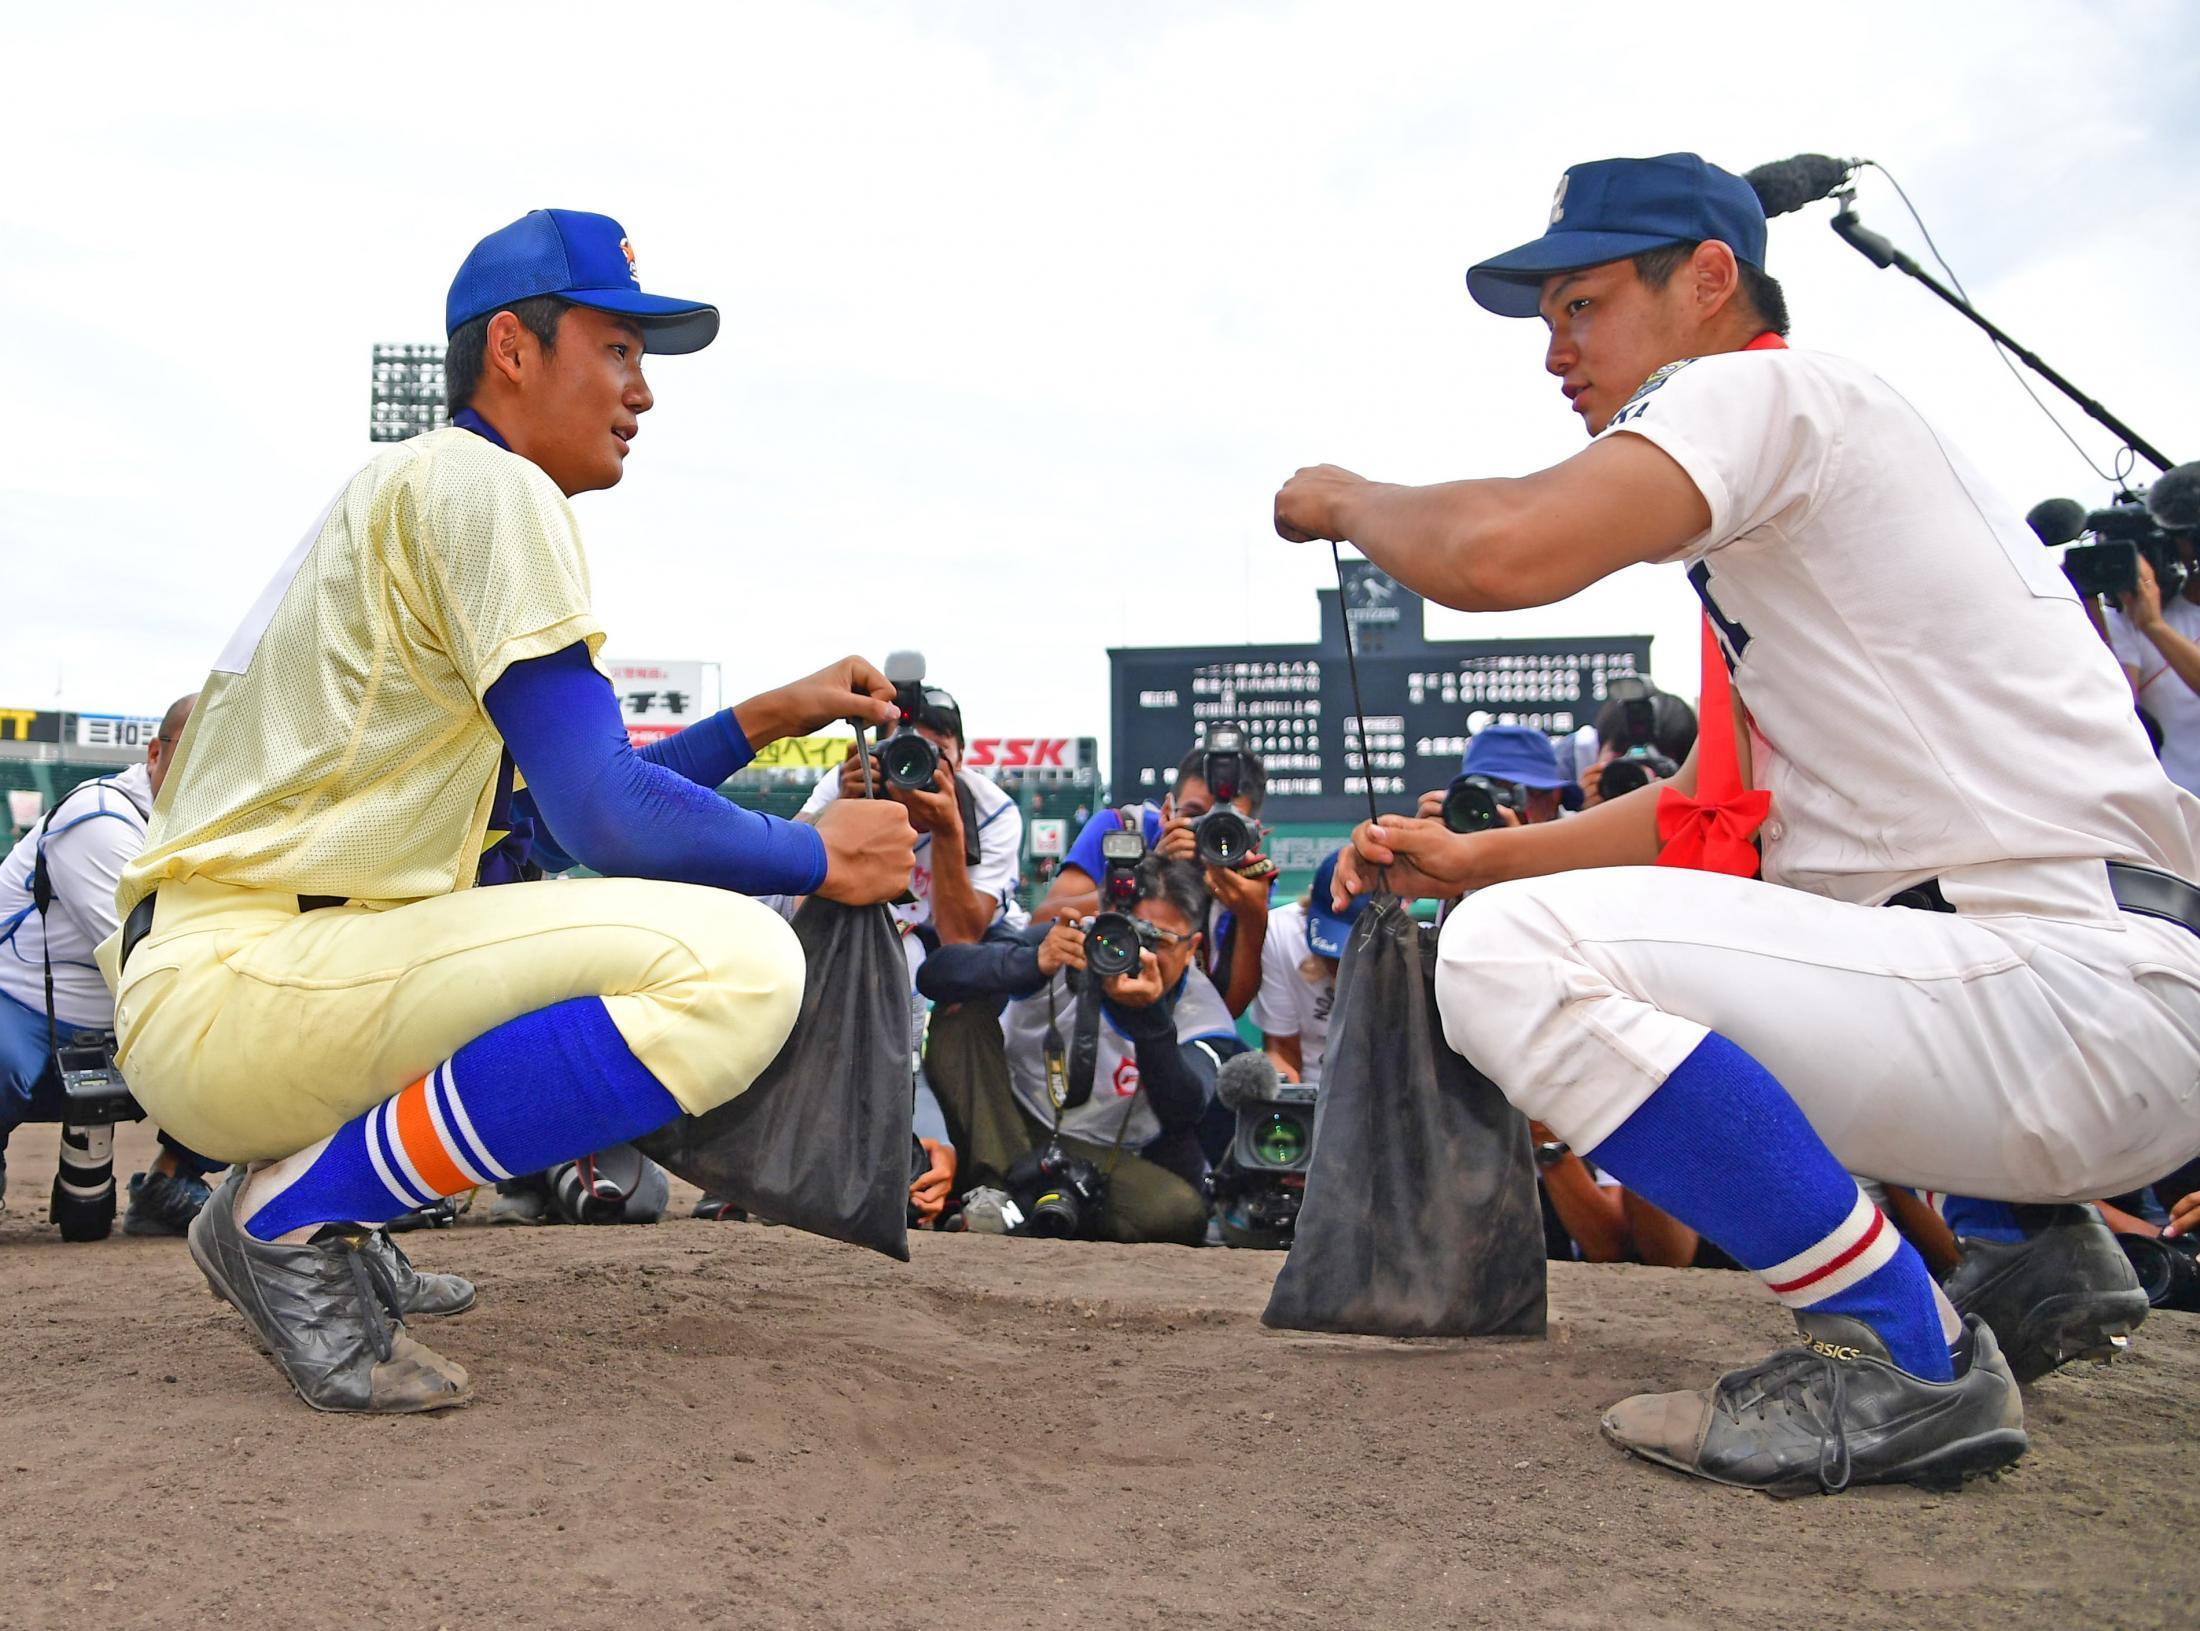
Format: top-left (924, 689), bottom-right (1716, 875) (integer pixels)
top-left (369, 342), bottom-right (448, 442)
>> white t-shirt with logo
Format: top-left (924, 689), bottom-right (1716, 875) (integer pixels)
top-left (1599, 345), bottom-right (2200, 903)
top-left (2107, 596), bottom-right (2200, 798)
top-left (799, 765), bottom-right (1027, 946)
top-left (1247, 901), bottom-right (1337, 1089)
top-left (1000, 965), bottom-right (1237, 1150)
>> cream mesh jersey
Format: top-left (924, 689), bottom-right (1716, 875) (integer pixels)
top-left (120, 429), bottom-right (604, 915)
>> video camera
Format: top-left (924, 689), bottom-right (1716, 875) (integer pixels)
top-left (1207, 1052), bottom-right (1317, 1249)
top-left (1597, 674), bottom-right (1679, 800)
top-left (1440, 772), bottom-right (1525, 835)
top-left (1084, 829), bottom-right (1159, 978)
top-left (1188, 727), bottom-right (1258, 868)
top-left (2028, 477), bottom-right (2197, 602)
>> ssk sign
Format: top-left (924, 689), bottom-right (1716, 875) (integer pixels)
top-left (963, 738), bottom-right (1072, 769)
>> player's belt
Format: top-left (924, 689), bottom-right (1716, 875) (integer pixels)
top-left (1888, 862), bottom-right (2200, 939)
top-left (117, 890), bottom-right (347, 973)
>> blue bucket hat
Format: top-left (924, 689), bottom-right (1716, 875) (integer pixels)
top-left (1306, 850), bottom-right (1370, 959)
top-left (1467, 153), bottom-right (1767, 319)
top-left (447, 210), bottom-right (719, 354)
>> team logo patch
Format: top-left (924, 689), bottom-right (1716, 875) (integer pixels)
top-left (1549, 171), bottom-right (1571, 225)
top-left (1606, 356), bottom-right (1698, 429)
top-left (620, 237), bottom-right (637, 276)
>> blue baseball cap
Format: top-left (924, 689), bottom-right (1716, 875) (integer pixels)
top-left (1467, 154), bottom-right (1767, 319)
top-left (446, 210), bottom-right (720, 355)
top-left (1306, 850), bottom-right (1370, 959)
top-left (1460, 724), bottom-right (1575, 791)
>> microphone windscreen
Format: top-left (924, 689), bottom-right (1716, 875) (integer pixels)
top-left (2025, 497), bottom-right (2089, 546)
top-left (2148, 464), bottom-right (2200, 532)
top-left (1743, 153), bottom-right (1854, 218)
top-left (1216, 1050), bottom-right (1282, 1110)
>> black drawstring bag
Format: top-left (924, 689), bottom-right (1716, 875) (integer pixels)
top-left (1262, 894), bottom-right (1546, 1338)
top-left (638, 896), bottom-right (913, 1261)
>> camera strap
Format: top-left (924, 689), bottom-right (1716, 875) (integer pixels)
top-left (24, 776), bottom-right (148, 1075)
top-left (1062, 970), bottom-right (1104, 1111)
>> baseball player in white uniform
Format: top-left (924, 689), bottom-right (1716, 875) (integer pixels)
top-left (1275, 153), bottom-right (2200, 1495)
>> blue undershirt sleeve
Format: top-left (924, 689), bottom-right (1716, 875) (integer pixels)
top-left (484, 644), bottom-right (826, 897)
top-left (639, 706), bottom-right (754, 787)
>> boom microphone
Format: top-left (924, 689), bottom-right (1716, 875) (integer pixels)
top-left (2147, 463), bottom-right (2200, 532)
top-left (1216, 1050), bottom-right (1282, 1110)
top-left (2024, 497), bottom-right (2089, 547)
top-left (1745, 153), bottom-right (1860, 218)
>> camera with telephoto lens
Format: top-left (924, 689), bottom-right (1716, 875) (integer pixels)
top-left (1084, 829), bottom-right (1158, 978)
top-left (1189, 727), bottom-right (1258, 867)
top-left (2119, 1231), bottom-right (2200, 1313)
top-left (876, 649), bottom-right (946, 792)
top-left (1004, 1140), bottom-right (1111, 1239)
top-left (55, 1033), bottom-right (142, 1126)
top-left (1597, 674), bottom-right (1679, 800)
top-left (1208, 1053), bottom-right (1318, 1249)
top-left (1440, 772), bottom-right (1526, 835)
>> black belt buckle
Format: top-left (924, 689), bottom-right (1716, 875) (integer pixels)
top-left (118, 893), bottom-right (158, 973)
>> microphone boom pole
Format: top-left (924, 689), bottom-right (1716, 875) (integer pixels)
top-left (1828, 201), bottom-right (2173, 473)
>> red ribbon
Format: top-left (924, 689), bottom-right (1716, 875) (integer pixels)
top-left (1651, 331), bottom-right (1782, 880)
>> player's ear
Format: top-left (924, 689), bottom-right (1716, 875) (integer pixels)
top-left (1691, 240), bottom-right (1742, 325)
top-left (484, 309), bottom-right (531, 388)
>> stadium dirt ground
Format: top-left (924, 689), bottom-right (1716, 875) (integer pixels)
top-left (3, 1123), bottom-right (2196, 1629)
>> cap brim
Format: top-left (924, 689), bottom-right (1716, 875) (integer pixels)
top-left (564, 288), bottom-right (721, 355)
top-left (1305, 907), bottom-right (1354, 959)
top-left (1466, 230), bottom-right (1691, 318)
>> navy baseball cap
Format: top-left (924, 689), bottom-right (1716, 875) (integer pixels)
top-left (446, 209), bottom-right (720, 355)
top-left (1460, 725), bottom-right (1574, 791)
top-left (1306, 850), bottom-right (1370, 959)
top-left (1467, 154), bottom-right (1767, 319)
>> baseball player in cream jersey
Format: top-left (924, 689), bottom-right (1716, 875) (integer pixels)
top-left (1276, 153), bottom-right (2200, 1495)
top-left (103, 210), bottom-right (918, 1413)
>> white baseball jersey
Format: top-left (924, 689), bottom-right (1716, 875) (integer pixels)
top-left (1599, 345), bottom-right (2200, 904)
top-left (0, 766), bottom-right (151, 1027)
top-left (2107, 596), bottom-right (2200, 798)
top-left (1000, 966), bottom-right (1236, 1151)
top-left (798, 765), bottom-right (1025, 935)
top-left (1247, 901), bottom-right (1336, 1088)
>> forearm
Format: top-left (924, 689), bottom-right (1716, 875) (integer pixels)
top-left (914, 923), bottom-right (1051, 1003)
top-left (1462, 775), bottom-right (1669, 888)
top-left (925, 828), bottom-right (991, 945)
top-left (639, 709), bottom-right (753, 788)
top-left (1032, 870), bottom-right (1100, 922)
top-left (1220, 906), bottom-right (1267, 1017)
top-left (1110, 1004), bottom-right (1213, 1131)
top-left (1542, 1157), bottom-right (1630, 1262)
top-left (2142, 619), bottom-right (2200, 699)
top-left (1335, 476), bottom-right (1548, 613)
top-left (1265, 1033), bottom-right (1304, 1080)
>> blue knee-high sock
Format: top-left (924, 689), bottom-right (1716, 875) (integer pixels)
top-left (1589, 1032), bottom-right (1955, 1381)
top-left (244, 998), bottom-right (680, 1241)
top-left (1932, 1193), bottom-right (2024, 1244)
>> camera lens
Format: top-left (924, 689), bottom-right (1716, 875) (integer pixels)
top-left (1440, 776), bottom-right (1501, 835)
top-left (1027, 1188), bottom-right (1084, 1238)
top-left (1598, 758), bottom-right (1651, 800)
top-left (879, 728), bottom-right (940, 791)
top-left (1251, 1109), bottom-right (1310, 1169)
top-left (1194, 807), bottom-right (1254, 867)
top-left (1085, 912), bottom-right (1144, 978)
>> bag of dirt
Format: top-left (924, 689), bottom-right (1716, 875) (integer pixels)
top-left (639, 895), bottom-right (913, 1261)
top-left (1262, 893), bottom-right (1546, 1338)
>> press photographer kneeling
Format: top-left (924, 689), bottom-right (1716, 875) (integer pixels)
top-left (917, 843), bottom-right (1240, 1245)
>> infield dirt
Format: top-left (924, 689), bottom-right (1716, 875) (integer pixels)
top-left (3, 1120), bottom-right (2196, 1630)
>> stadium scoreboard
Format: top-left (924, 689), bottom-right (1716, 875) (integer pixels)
top-left (1108, 564), bottom-right (1650, 823)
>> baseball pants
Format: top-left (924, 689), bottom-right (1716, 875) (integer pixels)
top-left (1436, 858), bottom-right (2200, 1203)
top-left (100, 876), bottom-right (804, 1164)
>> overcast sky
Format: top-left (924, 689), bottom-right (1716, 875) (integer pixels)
top-left (5, 0), bottom-right (2196, 762)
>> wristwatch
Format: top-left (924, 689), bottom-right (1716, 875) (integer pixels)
top-left (1533, 1139), bottom-right (1570, 1170)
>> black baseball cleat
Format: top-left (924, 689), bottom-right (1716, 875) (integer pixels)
top-left (1944, 1205), bottom-right (2150, 1383)
top-left (187, 1168), bottom-right (472, 1413)
top-left (363, 1227), bottom-right (477, 1318)
top-left (1600, 1312), bottom-right (2026, 1497)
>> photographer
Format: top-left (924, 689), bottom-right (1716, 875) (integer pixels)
top-left (1581, 686), bottom-right (1695, 807)
top-left (1417, 725), bottom-right (1579, 830)
top-left (2104, 552), bottom-right (2200, 796)
top-left (797, 675), bottom-right (1023, 950)
top-left (1033, 740), bottom-right (1272, 1017)
top-left (0, 693), bottom-right (218, 1239)
top-left (1248, 851), bottom-right (1365, 1090)
top-left (917, 857), bottom-right (1239, 1245)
